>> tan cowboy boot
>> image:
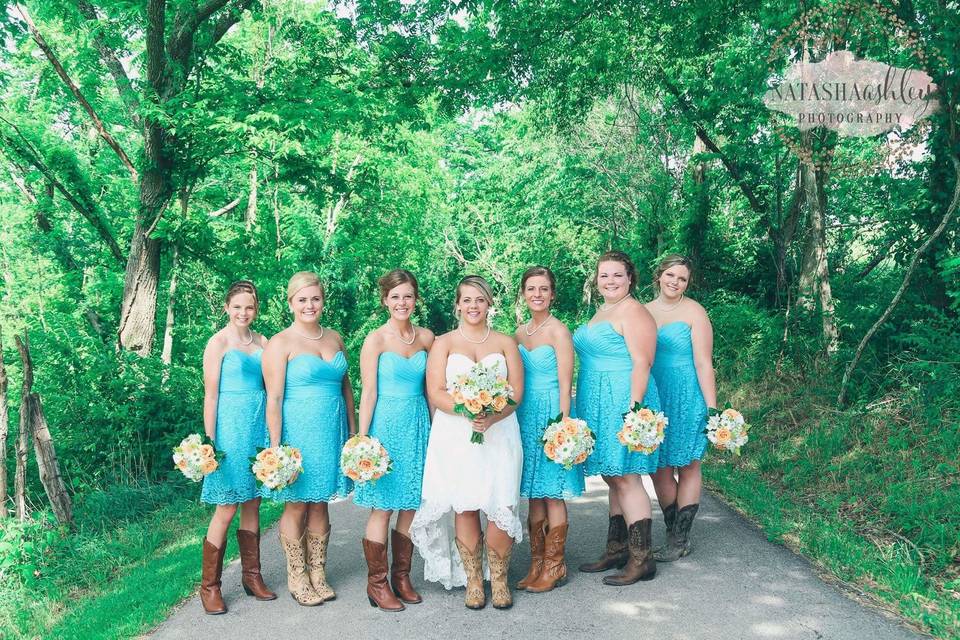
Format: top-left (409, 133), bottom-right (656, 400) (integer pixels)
top-left (526, 523), bottom-right (568, 593)
top-left (305, 528), bottom-right (336, 602)
top-left (278, 531), bottom-right (323, 606)
top-left (516, 519), bottom-right (546, 590)
top-left (602, 519), bottom-right (657, 586)
top-left (199, 539), bottom-right (227, 614)
top-left (237, 529), bottom-right (277, 601)
top-left (455, 535), bottom-right (486, 610)
top-left (390, 529), bottom-right (422, 604)
top-left (486, 543), bottom-right (514, 610)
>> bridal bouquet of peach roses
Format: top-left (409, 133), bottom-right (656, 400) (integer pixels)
top-left (172, 434), bottom-right (224, 482)
top-left (542, 414), bottom-right (595, 470)
top-left (340, 434), bottom-right (392, 484)
top-left (449, 362), bottom-right (517, 444)
top-left (705, 406), bottom-right (750, 455)
top-left (617, 403), bottom-right (668, 455)
top-left (250, 445), bottom-right (303, 490)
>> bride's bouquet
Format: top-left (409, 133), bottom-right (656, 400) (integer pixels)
top-left (250, 445), bottom-right (303, 490)
top-left (450, 362), bottom-right (517, 444)
top-left (705, 406), bottom-right (750, 455)
top-left (172, 433), bottom-right (224, 482)
top-left (617, 403), bottom-right (668, 455)
top-left (542, 414), bottom-right (595, 470)
top-left (340, 434), bottom-right (392, 484)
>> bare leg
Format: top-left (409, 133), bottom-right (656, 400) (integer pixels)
top-left (652, 467), bottom-right (678, 508)
top-left (365, 509), bottom-right (392, 543)
top-left (528, 498), bottom-right (547, 523)
top-left (395, 509), bottom-right (415, 536)
top-left (545, 498), bottom-right (567, 528)
top-left (676, 461), bottom-right (702, 507)
top-left (306, 502), bottom-right (330, 533)
top-left (603, 478), bottom-right (623, 516)
top-left (238, 498), bottom-right (262, 533)
top-left (485, 521), bottom-right (515, 556)
top-left (454, 511), bottom-right (482, 549)
top-left (279, 502), bottom-right (307, 538)
top-left (206, 504), bottom-right (238, 546)
top-left (606, 474), bottom-right (652, 524)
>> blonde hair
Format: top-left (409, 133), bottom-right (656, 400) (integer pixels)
top-left (455, 275), bottom-right (495, 315)
top-left (652, 254), bottom-right (694, 290)
top-left (287, 271), bottom-right (324, 302)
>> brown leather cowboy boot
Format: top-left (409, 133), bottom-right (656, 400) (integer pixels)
top-left (363, 538), bottom-right (405, 611)
top-left (237, 529), bottom-right (277, 600)
top-left (656, 503), bottom-right (699, 561)
top-left (603, 519), bottom-right (656, 586)
top-left (516, 519), bottom-right (546, 590)
top-left (526, 523), bottom-right (568, 593)
top-left (200, 539), bottom-right (227, 614)
top-left (390, 529), bottom-right (422, 604)
top-left (455, 535), bottom-right (486, 610)
top-left (579, 514), bottom-right (628, 572)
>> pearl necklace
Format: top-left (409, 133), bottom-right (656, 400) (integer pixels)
top-left (656, 294), bottom-right (684, 312)
top-left (525, 315), bottom-right (552, 336)
top-left (233, 329), bottom-right (255, 346)
top-left (458, 324), bottom-right (490, 344)
top-left (293, 326), bottom-right (324, 340)
top-left (599, 294), bottom-right (631, 312)
top-left (393, 325), bottom-right (416, 345)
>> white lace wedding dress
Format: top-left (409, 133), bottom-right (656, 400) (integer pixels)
top-left (409, 352), bottom-right (524, 589)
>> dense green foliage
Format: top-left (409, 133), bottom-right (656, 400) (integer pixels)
top-left (0, 0), bottom-right (957, 637)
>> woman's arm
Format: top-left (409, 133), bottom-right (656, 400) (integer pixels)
top-left (622, 304), bottom-right (657, 406)
top-left (553, 326), bottom-right (574, 417)
top-left (336, 334), bottom-right (358, 435)
top-left (426, 336), bottom-right (456, 414)
top-left (262, 335), bottom-right (289, 448)
top-left (499, 335), bottom-right (525, 417)
top-left (202, 337), bottom-right (224, 442)
top-left (691, 307), bottom-right (718, 409)
top-left (356, 333), bottom-right (380, 436)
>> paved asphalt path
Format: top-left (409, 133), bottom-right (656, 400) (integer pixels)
top-left (149, 477), bottom-right (925, 640)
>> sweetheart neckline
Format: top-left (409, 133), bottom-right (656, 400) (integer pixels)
top-left (518, 344), bottom-right (555, 355)
top-left (447, 352), bottom-right (506, 365)
top-left (380, 350), bottom-right (427, 361)
top-left (224, 348), bottom-right (263, 358)
top-left (288, 350), bottom-right (345, 365)
top-left (657, 321), bottom-right (692, 332)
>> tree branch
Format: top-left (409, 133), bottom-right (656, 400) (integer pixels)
top-left (75, 0), bottom-right (141, 126)
top-left (14, 4), bottom-right (138, 183)
top-left (837, 155), bottom-right (960, 406)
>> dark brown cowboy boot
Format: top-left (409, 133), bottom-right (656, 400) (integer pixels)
top-left (656, 503), bottom-right (699, 561)
top-left (237, 529), bottom-right (277, 600)
top-left (602, 519), bottom-right (657, 586)
top-left (578, 514), bottom-right (628, 572)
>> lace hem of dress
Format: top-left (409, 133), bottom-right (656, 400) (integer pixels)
top-left (200, 487), bottom-right (260, 505)
top-left (410, 499), bottom-right (522, 590)
top-left (584, 461), bottom-right (659, 477)
top-left (520, 488), bottom-right (582, 500)
top-left (353, 496), bottom-right (421, 511)
top-left (262, 490), bottom-right (353, 504)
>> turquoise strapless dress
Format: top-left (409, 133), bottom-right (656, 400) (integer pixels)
top-left (269, 352), bottom-right (353, 502)
top-left (354, 351), bottom-right (431, 511)
top-left (573, 322), bottom-right (661, 477)
top-left (652, 322), bottom-right (709, 468)
top-left (201, 349), bottom-right (269, 505)
top-left (517, 345), bottom-right (585, 499)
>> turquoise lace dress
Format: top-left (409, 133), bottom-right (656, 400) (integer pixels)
top-left (269, 352), bottom-right (353, 502)
top-left (517, 345), bottom-right (584, 499)
top-left (201, 349), bottom-right (268, 505)
top-left (573, 321), bottom-right (661, 477)
top-left (652, 322), bottom-right (709, 468)
top-left (353, 351), bottom-right (431, 511)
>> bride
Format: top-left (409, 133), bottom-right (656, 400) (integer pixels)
top-left (410, 275), bottom-right (525, 610)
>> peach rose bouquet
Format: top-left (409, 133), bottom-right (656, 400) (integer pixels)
top-left (449, 362), bottom-right (516, 444)
top-left (705, 405), bottom-right (750, 455)
top-left (250, 445), bottom-right (303, 490)
top-left (542, 414), bottom-right (595, 470)
top-left (172, 433), bottom-right (224, 482)
top-left (617, 403), bottom-right (668, 455)
top-left (340, 435), bottom-right (391, 484)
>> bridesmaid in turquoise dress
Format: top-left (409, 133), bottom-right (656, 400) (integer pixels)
top-left (262, 272), bottom-right (356, 607)
top-left (198, 280), bottom-right (275, 615)
top-left (645, 255), bottom-right (716, 562)
top-left (513, 266), bottom-right (582, 594)
top-left (355, 270), bottom-right (435, 611)
top-left (574, 251), bottom-right (661, 587)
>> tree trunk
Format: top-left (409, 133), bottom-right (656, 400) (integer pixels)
top-left (246, 162), bottom-right (258, 231)
top-left (117, 220), bottom-right (162, 355)
top-left (14, 335), bottom-right (29, 520)
top-left (796, 157), bottom-right (839, 354)
top-left (0, 326), bottom-right (8, 518)
top-left (15, 335), bottom-right (73, 526)
top-left (161, 243), bottom-right (180, 370)
top-left (685, 133), bottom-right (710, 286)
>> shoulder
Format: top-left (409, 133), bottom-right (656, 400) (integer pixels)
top-left (546, 319), bottom-right (572, 341)
top-left (263, 329), bottom-right (293, 354)
top-left (492, 330), bottom-right (519, 351)
top-left (417, 326), bottom-right (436, 345)
top-left (684, 297), bottom-right (708, 317)
top-left (362, 328), bottom-right (386, 350)
top-left (621, 299), bottom-right (654, 322)
top-left (205, 331), bottom-right (228, 356)
top-left (254, 331), bottom-right (269, 348)
top-left (325, 328), bottom-right (344, 344)
top-left (432, 331), bottom-right (456, 351)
